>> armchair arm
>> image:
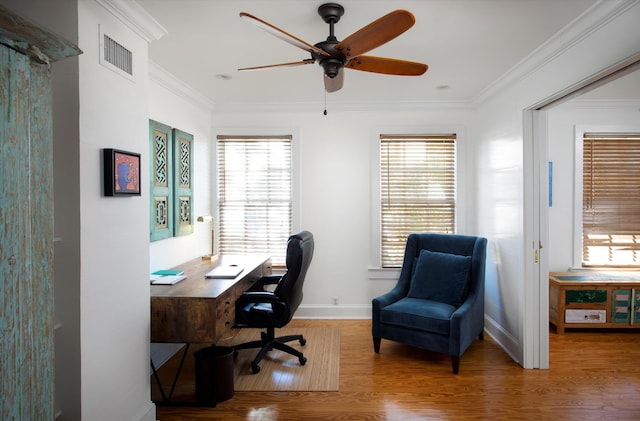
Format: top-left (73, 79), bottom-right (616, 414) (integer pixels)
top-left (449, 290), bottom-right (484, 356)
top-left (372, 286), bottom-right (404, 310)
top-left (372, 283), bottom-right (407, 337)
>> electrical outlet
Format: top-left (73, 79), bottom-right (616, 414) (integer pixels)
top-left (332, 296), bottom-right (338, 305)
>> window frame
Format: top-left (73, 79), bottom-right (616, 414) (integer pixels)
top-left (213, 128), bottom-right (300, 268)
top-left (573, 125), bottom-right (640, 268)
top-left (369, 125), bottom-right (467, 278)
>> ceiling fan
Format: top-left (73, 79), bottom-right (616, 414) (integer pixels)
top-left (238, 3), bottom-right (428, 93)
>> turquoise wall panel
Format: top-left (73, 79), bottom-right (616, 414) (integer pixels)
top-left (172, 128), bottom-right (194, 237)
top-left (149, 119), bottom-right (174, 241)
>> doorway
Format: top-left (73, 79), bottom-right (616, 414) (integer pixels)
top-left (527, 55), bottom-right (640, 369)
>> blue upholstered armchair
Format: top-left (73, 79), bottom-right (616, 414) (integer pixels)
top-left (372, 233), bottom-right (487, 374)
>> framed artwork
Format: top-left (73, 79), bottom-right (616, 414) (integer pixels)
top-left (103, 148), bottom-right (141, 196)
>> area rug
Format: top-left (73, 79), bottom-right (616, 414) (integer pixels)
top-left (221, 327), bottom-right (340, 391)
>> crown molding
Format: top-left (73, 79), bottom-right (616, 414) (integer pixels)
top-left (210, 99), bottom-right (474, 114)
top-left (95, 0), bottom-right (167, 42)
top-left (472, 0), bottom-right (638, 106)
top-left (556, 99), bottom-right (640, 110)
top-left (149, 61), bottom-right (215, 112)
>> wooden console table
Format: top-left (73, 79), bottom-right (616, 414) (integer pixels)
top-left (549, 271), bottom-right (640, 334)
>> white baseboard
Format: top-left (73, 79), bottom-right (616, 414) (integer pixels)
top-left (295, 304), bottom-right (371, 319)
top-left (484, 314), bottom-right (521, 365)
top-left (139, 402), bottom-right (156, 421)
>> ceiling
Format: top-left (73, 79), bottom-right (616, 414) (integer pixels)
top-left (138, 0), bottom-right (638, 107)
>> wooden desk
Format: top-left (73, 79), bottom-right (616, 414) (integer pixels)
top-left (549, 271), bottom-right (640, 334)
top-left (151, 255), bottom-right (271, 343)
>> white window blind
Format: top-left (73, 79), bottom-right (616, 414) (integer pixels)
top-left (380, 134), bottom-right (456, 267)
top-left (582, 132), bottom-right (640, 267)
top-left (217, 135), bottom-right (292, 267)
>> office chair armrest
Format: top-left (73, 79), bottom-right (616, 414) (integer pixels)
top-left (236, 290), bottom-right (280, 305)
top-left (247, 274), bottom-right (282, 291)
top-left (236, 291), bottom-right (290, 321)
top-left (258, 274), bottom-right (282, 286)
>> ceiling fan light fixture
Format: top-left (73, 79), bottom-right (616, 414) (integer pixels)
top-left (321, 58), bottom-right (344, 78)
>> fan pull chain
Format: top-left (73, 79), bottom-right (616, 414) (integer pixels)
top-left (324, 90), bottom-right (328, 115)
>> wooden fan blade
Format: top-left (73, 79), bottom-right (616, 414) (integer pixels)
top-left (240, 12), bottom-right (330, 56)
top-left (238, 59), bottom-right (315, 72)
top-left (324, 68), bottom-right (344, 93)
top-left (345, 56), bottom-right (428, 76)
top-left (335, 10), bottom-right (415, 58)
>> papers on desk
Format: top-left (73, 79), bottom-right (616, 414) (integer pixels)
top-left (150, 274), bottom-right (186, 285)
top-left (205, 264), bottom-right (244, 279)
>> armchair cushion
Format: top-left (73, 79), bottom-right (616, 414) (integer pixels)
top-left (381, 297), bottom-right (456, 335)
top-left (407, 249), bottom-right (472, 307)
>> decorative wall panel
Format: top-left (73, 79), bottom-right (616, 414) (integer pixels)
top-left (149, 119), bottom-right (173, 241)
top-left (173, 129), bottom-right (194, 236)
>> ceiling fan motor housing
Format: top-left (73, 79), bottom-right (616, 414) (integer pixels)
top-left (315, 3), bottom-right (347, 78)
top-left (313, 40), bottom-right (346, 78)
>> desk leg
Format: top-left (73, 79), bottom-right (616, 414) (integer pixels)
top-left (151, 343), bottom-right (190, 403)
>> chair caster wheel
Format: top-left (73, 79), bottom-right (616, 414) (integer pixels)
top-left (251, 364), bottom-right (261, 374)
top-left (299, 356), bottom-right (307, 366)
top-left (300, 338), bottom-right (306, 346)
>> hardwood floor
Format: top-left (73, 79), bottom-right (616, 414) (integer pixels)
top-left (155, 319), bottom-right (640, 420)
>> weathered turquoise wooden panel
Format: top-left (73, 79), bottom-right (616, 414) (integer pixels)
top-left (173, 128), bottom-right (194, 237)
top-left (149, 119), bottom-right (174, 241)
top-left (1, 5), bottom-right (80, 419)
top-left (0, 4), bottom-right (82, 64)
top-left (0, 44), bottom-right (54, 421)
top-left (612, 289), bottom-right (631, 323)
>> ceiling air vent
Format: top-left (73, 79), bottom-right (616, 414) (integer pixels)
top-left (99, 27), bottom-right (134, 81)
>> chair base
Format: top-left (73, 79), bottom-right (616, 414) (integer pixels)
top-left (233, 327), bottom-right (307, 374)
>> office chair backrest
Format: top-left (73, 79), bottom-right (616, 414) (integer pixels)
top-left (273, 231), bottom-right (314, 316)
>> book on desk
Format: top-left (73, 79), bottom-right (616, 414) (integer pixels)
top-left (152, 269), bottom-right (184, 276)
top-left (150, 273), bottom-right (187, 285)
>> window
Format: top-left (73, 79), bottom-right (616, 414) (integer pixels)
top-left (582, 132), bottom-right (640, 267)
top-left (217, 135), bottom-right (292, 267)
top-left (380, 134), bottom-right (457, 267)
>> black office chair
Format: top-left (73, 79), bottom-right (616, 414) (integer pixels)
top-left (233, 231), bottom-right (314, 373)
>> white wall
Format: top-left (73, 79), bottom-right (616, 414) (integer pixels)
top-left (472, 1), bottom-right (640, 367)
top-left (148, 65), bottom-right (214, 271)
top-left (211, 105), bottom-right (474, 318)
top-left (547, 99), bottom-right (640, 271)
top-left (77, 1), bottom-right (155, 420)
